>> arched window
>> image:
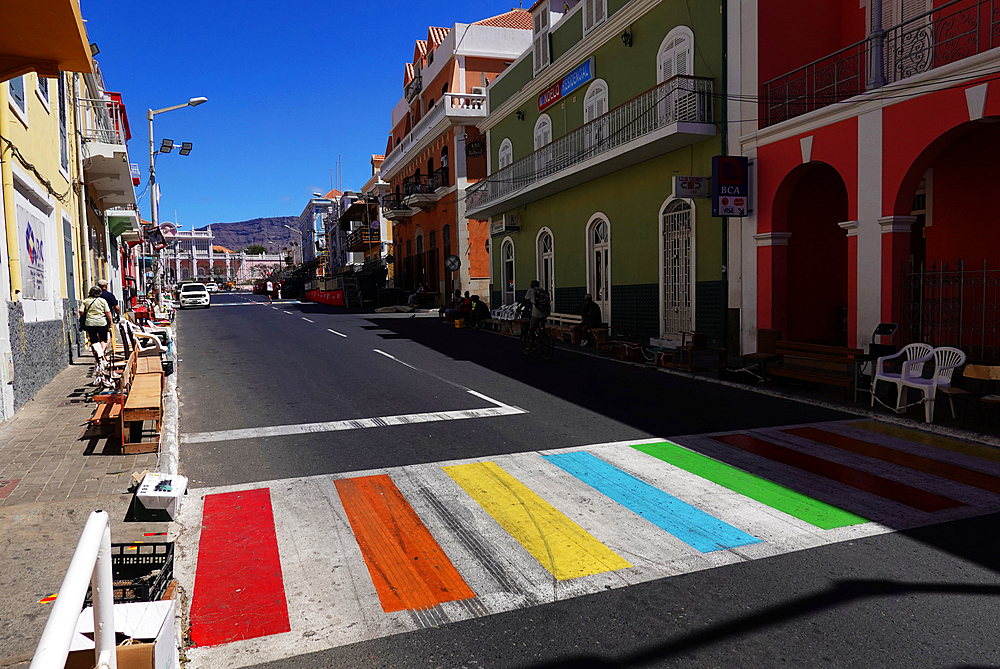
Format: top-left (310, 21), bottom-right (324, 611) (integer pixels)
top-left (442, 82), bottom-right (449, 95)
top-left (498, 138), bottom-right (513, 169)
top-left (427, 98), bottom-right (435, 110)
top-left (534, 114), bottom-right (553, 172)
top-left (406, 240), bottom-right (412, 257)
top-left (440, 146), bottom-right (449, 187)
top-left (587, 215), bottom-right (611, 324)
top-left (416, 233), bottom-right (424, 255)
top-left (427, 158), bottom-right (434, 189)
top-left (660, 198), bottom-right (694, 337)
top-left (442, 224), bottom-right (451, 248)
top-left (536, 228), bottom-right (554, 300)
top-left (533, 114), bottom-right (552, 150)
top-left (583, 79), bottom-right (609, 148)
top-left (501, 238), bottom-right (516, 305)
top-left (429, 230), bottom-right (436, 250)
top-left (657, 26), bottom-right (694, 82)
top-left (657, 27), bottom-right (695, 124)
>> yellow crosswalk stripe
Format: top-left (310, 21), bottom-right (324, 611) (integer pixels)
top-left (443, 461), bottom-right (632, 580)
top-left (849, 421), bottom-right (1000, 463)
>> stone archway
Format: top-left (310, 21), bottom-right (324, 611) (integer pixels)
top-left (771, 162), bottom-right (851, 344)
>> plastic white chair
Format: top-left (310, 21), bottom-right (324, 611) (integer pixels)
top-left (895, 346), bottom-right (967, 423)
top-left (871, 343), bottom-right (934, 411)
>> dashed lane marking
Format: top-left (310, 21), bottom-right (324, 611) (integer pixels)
top-left (328, 329), bottom-right (346, 337)
top-left (302, 318), bottom-right (314, 323)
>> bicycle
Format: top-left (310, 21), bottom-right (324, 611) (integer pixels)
top-left (520, 318), bottom-right (555, 360)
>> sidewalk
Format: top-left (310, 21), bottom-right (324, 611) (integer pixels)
top-left (0, 358), bottom-right (164, 667)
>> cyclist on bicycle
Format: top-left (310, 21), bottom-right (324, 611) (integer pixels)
top-left (522, 279), bottom-right (551, 335)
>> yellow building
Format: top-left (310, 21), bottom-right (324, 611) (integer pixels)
top-left (0, 0), bottom-right (140, 420)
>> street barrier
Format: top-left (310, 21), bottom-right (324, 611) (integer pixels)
top-left (30, 510), bottom-right (117, 669)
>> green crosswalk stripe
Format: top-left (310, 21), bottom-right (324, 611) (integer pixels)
top-left (632, 441), bottom-right (868, 530)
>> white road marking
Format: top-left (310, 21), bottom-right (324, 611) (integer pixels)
top-left (302, 318), bottom-right (314, 323)
top-left (373, 348), bottom-right (417, 369)
top-left (181, 391), bottom-right (525, 444)
top-left (328, 329), bottom-right (346, 337)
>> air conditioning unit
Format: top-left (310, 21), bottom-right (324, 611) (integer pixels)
top-left (471, 86), bottom-right (486, 96)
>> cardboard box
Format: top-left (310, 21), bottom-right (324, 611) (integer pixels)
top-left (135, 473), bottom-right (187, 520)
top-left (65, 600), bottom-right (176, 669)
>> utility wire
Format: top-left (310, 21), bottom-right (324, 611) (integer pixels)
top-left (0, 133), bottom-right (73, 205)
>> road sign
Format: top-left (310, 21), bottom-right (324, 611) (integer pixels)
top-left (445, 255), bottom-right (461, 272)
top-left (712, 156), bottom-right (749, 217)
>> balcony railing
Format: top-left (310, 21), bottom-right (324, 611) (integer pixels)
top-left (405, 74), bottom-right (422, 103)
top-left (466, 75), bottom-right (714, 214)
top-left (402, 173), bottom-right (435, 196)
top-left (762, 0), bottom-right (1000, 127)
top-left (382, 92), bottom-right (487, 177)
top-left (346, 227), bottom-right (380, 251)
top-left (78, 97), bottom-right (127, 145)
top-left (382, 193), bottom-right (409, 211)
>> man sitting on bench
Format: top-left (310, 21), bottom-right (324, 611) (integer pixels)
top-left (573, 294), bottom-right (603, 346)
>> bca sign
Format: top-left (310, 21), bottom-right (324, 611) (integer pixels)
top-left (712, 156), bottom-right (749, 217)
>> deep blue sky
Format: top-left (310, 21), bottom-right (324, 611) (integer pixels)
top-left (81, 0), bottom-right (524, 230)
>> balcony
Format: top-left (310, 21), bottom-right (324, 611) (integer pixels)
top-left (78, 97), bottom-right (136, 207)
top-left (466, 75), bottom-right (715, 220)
top-left (405, 74), bottom-right (422, 103)
top-left (762, 0), bottom-right (1000, 128)
top-left (382, 193), bottom-right (416, 220)
top-left (401, 166), bottom-right (450, 208)
top-left (105, 204), bottom-right (140, 238)
top-left (346, 227), bottom-right (381, 252)
top-left (381, 92), bottom-right (487, 180)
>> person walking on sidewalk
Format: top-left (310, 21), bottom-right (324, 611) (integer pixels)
top-left (97, 278), bottom-right (120, 323)
top-left (79, 286), bottom-right (114, 362)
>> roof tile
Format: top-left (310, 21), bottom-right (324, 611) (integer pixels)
top-left (473, 9), bottom-right (532, 30)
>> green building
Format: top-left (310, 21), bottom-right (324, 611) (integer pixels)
top-left (467, 0), bottom-right (723, 346)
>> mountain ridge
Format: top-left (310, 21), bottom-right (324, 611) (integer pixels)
top-left (195, 216), bottom-right (299, 254)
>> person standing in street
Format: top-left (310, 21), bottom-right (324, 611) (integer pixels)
top-left (97, 279), bottom-right (120, 323)
top-left (266, 280), bottom-right (274, 303)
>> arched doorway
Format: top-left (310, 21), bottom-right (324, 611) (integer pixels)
top-left (501, 238), bottom-right (515, 305)
top-left (894, 119), bottom-right (1000, 359)
top-left (782, 163), bottom-right (850, 344)
top-left (660, 198), bottom-right (694, 337)
top-left (587, 215), bottom-right (611, 323)
top-left (536, 228), bottom-right (554, 300)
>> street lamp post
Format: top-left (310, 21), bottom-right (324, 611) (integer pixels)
top-left (148, 96), bottom-right (207, 306)
top-left (283, 224), bottom-right (303, 265)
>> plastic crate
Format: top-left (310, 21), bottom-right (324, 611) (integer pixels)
top-left (84, 542), bottom-right (173, 606)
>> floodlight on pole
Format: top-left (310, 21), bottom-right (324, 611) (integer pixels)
top-left (147, 96), bottom-right (208, 306)
top-left (159, 139), bottom-right (173, 153)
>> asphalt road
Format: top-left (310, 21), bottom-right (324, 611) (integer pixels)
top-left (176, 293), bottom-right (1000, 668)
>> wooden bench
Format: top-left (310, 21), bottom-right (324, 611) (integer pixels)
top-left (546, 313), bottom-right (581, 343)
top-left (89, 345), bottom-right (164, 454)
top-left (769, 341), bottom-right (862, 389)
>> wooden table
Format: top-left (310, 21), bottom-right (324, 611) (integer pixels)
top-left (122, 373), bottom-right (162, 454)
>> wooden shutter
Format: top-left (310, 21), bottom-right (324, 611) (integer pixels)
top-left (584, 0), bottom-right (594, 33)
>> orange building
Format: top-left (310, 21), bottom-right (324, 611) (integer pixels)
top-left (380, 10), bottom-right (531, 303)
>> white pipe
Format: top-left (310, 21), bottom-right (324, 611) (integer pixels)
top-left (30, 510), bottom-right (117, 669)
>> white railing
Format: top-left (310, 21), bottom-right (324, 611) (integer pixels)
top-left (382, 92), bottom-right (487, 177)
top-left (31, 511), bottom-right (117, 669)
top-left (466, 75), bottom-right (714, 214)
top-left (78, 97), bottom-right (127, 146)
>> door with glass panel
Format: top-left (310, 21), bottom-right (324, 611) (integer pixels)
top-left (537, 230), bottom-right (554, 303)
top-left (588, 219), bottom-right (610, 324)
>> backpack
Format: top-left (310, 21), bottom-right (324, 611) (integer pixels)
top-left (533, 287), bottom-right (551, 312)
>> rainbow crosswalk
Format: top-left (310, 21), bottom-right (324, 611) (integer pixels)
top-left (176, 420), bottom-right (1000, 668)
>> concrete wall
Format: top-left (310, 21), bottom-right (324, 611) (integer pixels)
top-left (9, 300), bottom-right (71, 412)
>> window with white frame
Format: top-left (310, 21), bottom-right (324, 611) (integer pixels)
top-left (532, 3), bottom-right (550, 74)
top-left (534, 114), bottom-right (553, 174)
top-left (587, 216), bottom-right (610, 323)
top-left (657, 26), bottom-right (694, 83)
top-left (9, 76), bottom-right (26, 115)
top-left (583, 79), bottom-right (609, 149)
top-left (37, 75), bottom-right (49, 106)
top-left (498, 138), bottom-right (513, 169)
top-left (58, 75), bottom-right (69, 173)
top-left (583, 0), bottom-right (607, 36)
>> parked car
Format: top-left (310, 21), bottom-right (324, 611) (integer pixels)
top-left (179, 283), bottom-right (210, 309)
top-left (205, 282), bottom-right (219, 293)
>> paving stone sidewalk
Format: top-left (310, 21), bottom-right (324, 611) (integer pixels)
top-left (0, 358), bottom-right (164, 667)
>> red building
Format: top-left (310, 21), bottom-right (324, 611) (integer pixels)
top-left (380, 10), bottom-right (532, 302)
top-left (729, 0), bottom-right (1000, 361)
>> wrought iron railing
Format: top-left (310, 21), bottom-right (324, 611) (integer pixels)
top-left (466, 75), bottom-right (714, 214)
top-left (78, 97), bottom-right (128, 145)
top-left (903, 259), bottom-right (1000, 362)
top-left (402, 174), bottom-right (435, 196)
top-left (381, 93), bottom-right (487, 177)
top-left (405, 74), bottom-right (422, 103)
top-left (382, 193), bottom-right (409, 211)
top-left (346, 227), bottom-right (380, 249)
top-left (762, 0), bottom-right (1000, 127)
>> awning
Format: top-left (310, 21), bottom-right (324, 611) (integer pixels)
top-left (0, 0), bottom-right (92, 81)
